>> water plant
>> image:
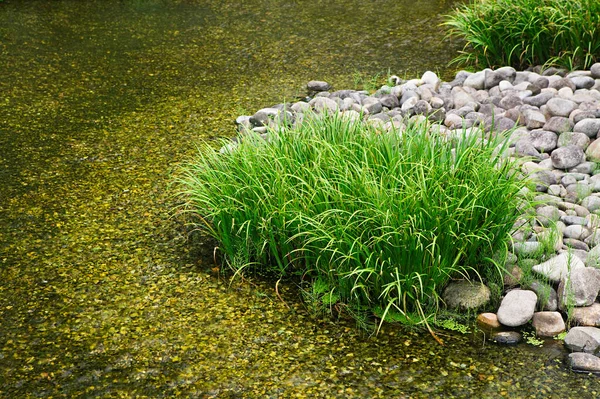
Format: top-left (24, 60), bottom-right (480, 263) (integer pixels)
top-left (444, 0), bottom-right (600, 70)
top-left (177, 112), bottom-right (528, 333)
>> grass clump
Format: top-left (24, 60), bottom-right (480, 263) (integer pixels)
top-left (444, 0), bottom-right (600, 70)
top-left (178, 113), bottom-right (528, 330)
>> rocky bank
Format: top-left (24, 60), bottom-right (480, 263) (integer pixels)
top-left (232, 62), bottom-right (600, 374)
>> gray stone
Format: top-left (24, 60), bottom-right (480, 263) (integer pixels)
top-left (497, 289), bottom-right (537, 327)
top-left (492, 331), bottom-right (522, 345)
top-left (574, 119), bottom-right (600, 138)
top-left (361, 97), bottom-right (383, 115)
top-left (485, 70), bottom-right (504, 89)
top-left (587, 244), bottom-right (600, 268)
top-left (523, 91), bottom-right (554, 107)
top-left (536, 205), bottom-right (561, 227)
top-left (516, 140), bottom-right (542, 159)
top-left (582, 195), bottom-right (600, 212)
top-left (569, 161), bottom-right (596, 174)
top-left (521, 109), bottom-right (547, 129)
top-left (544, 116), bottom-right (574, 134)
top-left (561, 215), bottom-right (587, 225)
top-left (529, 281), bottom-right (558, 311)
top-left (529, 130), bottom-right (557, 152)
top-left (563, 225), bottom-right (592, 241)
top-left (496, 66), bottom-right (517, 82)
top-left (378, 94), bottom-right (399, 109)
top-left (572, 303), bottom-right (600, 327)
top-left (308, 97), bottom-right (339, 113)
top-left (564, 326), bottom-right (600, 353)
top-left (591, 63), bottom-right (600, 79)
top-left (551, 145), bottom-right (585, 169)
top-left (421, 71), bottom-right (441, 88)
top-left (512, 241), bottom-right (541, 256)
top-left (463, 71), bottom-right (486, 90)
top-left (557, 132), bottom-right (590, 149)
top-left (442, 280), bottom-right (491, 310)
top-left (547, 98), bottom-right (577, 117)
top-left (307, 81), bottom-right (331, 92)
top-left (558, 267), bottom-right (600, 308)
top-left (532, 252), bottom-right (586, 283)
top-left (549, 77), bottom-right (576, 90)
top-left (571, 76), bottom-right (596, 90)
top-left (500, 95), bottom-right (523, 110)
top-left (532, 311), bottom-right (566, 337)
top-left (412, 100), bottom-right (432, 116)
top-left (568, 352), bottom-right (600, 373)
top-left (563, 238), bottom-right (590, 251)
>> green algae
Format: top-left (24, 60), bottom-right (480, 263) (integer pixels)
top-left (0, 0), bottom-right (598, 397)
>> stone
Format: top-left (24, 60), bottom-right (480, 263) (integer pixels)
top-left (512, 241), bottom-right (541, 256)
top-left (497, 289), bottom-right (537, 327)
top-left (563, 225), bottom-right (591, 241)
top-left (421, 71), bottom-right (440, 88)
top-left (361, 97), bottom-right (383, 115)
top-left (546, 97), bottom-right (577, 117)
top-left (442, 280), bottom-right (490, 310)
top-left (574, 119), bottom-right (600, 138)
top-left (591, 63), bottom-right (600, 79)
top-left (568, 353), bottom-right (600, 373)
top-left (549, 77), bottom-right (575, 90)
top-left (587, 244), bottom-right (600, 268)
top-left (544, 116), bottom-right (574, 134)
top-left (585, 139), bottom-right (600, 162)
top-left (504, 265), bottom-right (523, 286)
top-left (378, 94), bottom-right (399, 109)
top-left (572, 303), bottom-right (600, 327)
top-left (551, 145), bottom-right (585, 169)
top-left (308, 97), bottom-right (339, 113)
top-left (563, 238), bottom-right (590, 251)
top-left (529, 280), bottom-right (558, 311)
top-left (557, 132), bottom-right (590, 149)
top-left (558, 267), bottom-right (600, 308)
top-left (492, 331), bottom-right (522, 345)
top-left (463, 71), bottom-right (486, 90)
top-left (523, 91), bottom-right (554, 107)
top-left (476, 313), bottom-right (501, 331)
top-left (515, 140), bottom-right (542, 159)
top-left (571, 76), bottom-right (596, 90)
top-left (307, 81), bottom-right (331, 92)
top-left (536, 205), bottom-right (560, 227)
top-left (521, 108), bottom-right (546, 129)
top-left (582, 196), bottom-right (600, 213)
top-left (532, 252), bottom-right (585, 283)
top-left (564, 326), bottom-right (600, 353)
top-left (529, 130), bottom-right (557, 153)
top-left (532, 311), bottom-right (566, 337)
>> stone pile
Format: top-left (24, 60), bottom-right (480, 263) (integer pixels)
top-left (232, 62), bottom-right (600, 373)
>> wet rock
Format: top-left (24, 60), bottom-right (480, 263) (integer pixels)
top-left (558, 267), bottom-right (600, 308)
top-left (572, 303), bottom-right (600, 327)
top-left (307, 81), bottom-right (331, 92)
top-left (564, 326), bottom-right (600, 354)
top-left (568, 352), bottom-right (600, 373)
top-left (492, 331), bottom-right (522, 345)
top-left (476, 313), bottom-right (501, 331)
top-left (532, 311), bottom-right (565, 337)
top-left (532, 252), bottom-right (585, 283)
top-left (497, 289), bottom-right (537, 327)
top-left (442, 280), bottom-right (491, 310)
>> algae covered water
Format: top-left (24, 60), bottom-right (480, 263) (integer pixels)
top-left (0, 0), bottom-right (598, 397)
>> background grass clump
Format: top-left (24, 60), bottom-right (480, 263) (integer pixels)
top-left (444, 0), bottom-right (600, 70)
top-left (178, 113), bottom-right (528, 329)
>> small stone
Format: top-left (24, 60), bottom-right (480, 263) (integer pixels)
top-left (582, 195), bottom-right (600, 212)
top-left (591, 63), bottom-right (600, 79)
top-left (476, 313), bottom-right (501, 331)
top-left (504, 265), bottom-right (523, 286)
top-left (529, 130), bottom-right (557, 152)
top-left (523, 91), bottom-right (554, 107)
top-left (571, 76), bottom-right (596, 90)
top-left (463, 71), bottom-right (486, 90)
top-left (497, 289), bottom-right (537, 327)
top-left (532, 311), bottom-right (566, 337)
top-left (572, 303), bottom-right (600, 327)
top-left (512, 241), bottom-right (541, 256)
top-left (563, 225), bottom-right (591, 241)
top-left (557, 132), bottom-right (590, 149)
top-left (308, 97), bottom-right (339, 113)
top-left (536, 205), bottom-right (560, 227)
top-left (492, 331), bottom-right (522, 345)
top-left (563, 238), bottom-right (590, 251)
top-left (568, 352), bottom-right (600, 373)
top-left (544, 116), bottom-right (574, 134)
top-left (307, 81), bottom-right (331, 92)
top-left (529, 280), bottom-right (558, 311)
top-left (564, 326), bottom-right (600, 353)
top-left (442, 280), bottom-right (491, 310)
top-left (532, 252), bottom-right (585, 283)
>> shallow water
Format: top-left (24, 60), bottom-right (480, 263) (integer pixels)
top-left (0, 0), bottom-right (598, 397)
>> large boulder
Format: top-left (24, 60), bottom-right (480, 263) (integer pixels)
top-left (564, 327), bottom-right (600, 354)
top-left (532, 311), bottom-right (565, 337)
top-left (442, 280), bottom-right (490, 310)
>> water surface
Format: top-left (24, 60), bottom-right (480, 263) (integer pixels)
top-left (1, 0), bottom-right (598, 397)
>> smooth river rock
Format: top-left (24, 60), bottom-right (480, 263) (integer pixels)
top-left (497, 289), bottom-right (537, 327)
top-left (564, 326), bottom-right (600, 354)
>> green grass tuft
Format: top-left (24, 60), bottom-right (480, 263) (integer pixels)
top-left (177, 113), bottom-right (528, 329)
top-left (444, 0), bottom-right (600, 70)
